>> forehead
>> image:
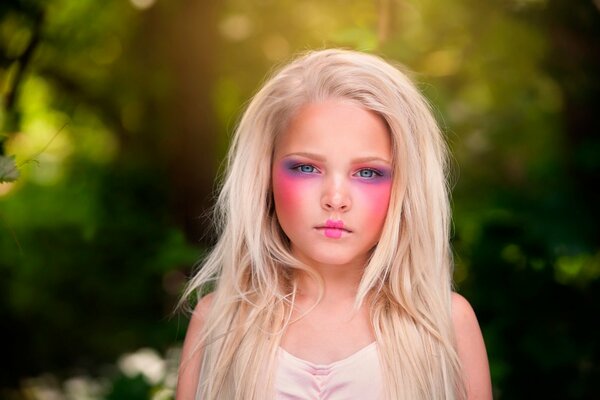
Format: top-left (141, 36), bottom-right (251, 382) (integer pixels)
top-left (274, 100), bottom-right (392, 160)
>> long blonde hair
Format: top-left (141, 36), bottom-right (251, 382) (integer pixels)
top-left (180, 49), bottom-right (465, 399)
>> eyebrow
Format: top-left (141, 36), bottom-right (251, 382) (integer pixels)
top-left (282, 152), bottom-right (392, 165)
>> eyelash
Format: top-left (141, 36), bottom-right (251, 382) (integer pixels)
top-left (292, 164), bottom-right (319, 174)
top-left (354, 168), bottom-right (383, 179)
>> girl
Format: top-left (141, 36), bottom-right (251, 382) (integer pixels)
top-left (176, 49), bottom-right (492, 400)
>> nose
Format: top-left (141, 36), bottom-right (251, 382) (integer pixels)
top-left (321, 175), bottom-right (351, 213)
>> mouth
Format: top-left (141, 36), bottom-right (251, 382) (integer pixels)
top-left (315, 219), bottom-right (351, 239)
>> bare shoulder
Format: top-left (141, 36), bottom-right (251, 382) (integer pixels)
top-left (186, 291), bottom-right (215, 346)
top-left (184, 292), bottom-right (215, 340)
top-left (176, 292), bottom-right (215, 400)
top-left (193, 292), bottom-right (215, 320)
top-left (451, 292), bottom-right (493, 400)
top-left (451, 292), bottom-right (478, 328)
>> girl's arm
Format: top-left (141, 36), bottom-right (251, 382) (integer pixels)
top-left (451, 293), bottom-right (493, 400)
top-left (176, 293), bottom-right (214, 400)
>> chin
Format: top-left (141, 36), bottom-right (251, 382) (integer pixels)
top-left (290, 241), bottom-right (370, 268)
top-left (307, 251), bottom-right (367, 268)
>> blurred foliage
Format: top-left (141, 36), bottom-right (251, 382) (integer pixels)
top-left (1, 0), bottom-right (599, 398)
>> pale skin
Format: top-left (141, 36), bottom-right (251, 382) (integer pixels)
top-left (176, 101), bottom-right (492, 399)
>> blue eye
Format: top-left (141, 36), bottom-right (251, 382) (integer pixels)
top-left (355, 168), bottom-right (382, 179)
top-left (294, 164), bottom-right (318, 174)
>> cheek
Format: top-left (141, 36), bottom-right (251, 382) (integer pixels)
top-left (355, 181), bottom-right (392, 225)
top-left (272, 168), bottom-right (312, 222)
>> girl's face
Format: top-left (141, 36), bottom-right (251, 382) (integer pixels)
top-left (272, 100), bottom-right (392, 270)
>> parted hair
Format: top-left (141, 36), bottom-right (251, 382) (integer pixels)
top-left (179, 48), bottom-right (465, 400)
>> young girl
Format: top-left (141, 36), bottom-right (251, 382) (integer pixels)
top-left (176, 49), bottom-right (492, 400)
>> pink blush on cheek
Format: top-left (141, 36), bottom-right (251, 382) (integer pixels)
top-left (356, 181), bottom-right (392, 223)
top-left (272, 166), bottom-right (308, 215)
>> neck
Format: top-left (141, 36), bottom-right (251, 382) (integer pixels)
top-left (293, 261), bottom-right (366, 303)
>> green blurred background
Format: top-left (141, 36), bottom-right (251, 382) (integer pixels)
top-left (1, 0), bottom-right (598, 399)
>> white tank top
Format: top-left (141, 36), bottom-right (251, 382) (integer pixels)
top-left (275, 342), bottom-right (384, 399)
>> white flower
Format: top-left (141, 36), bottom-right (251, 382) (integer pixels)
top-left (118, 348), bottom-right (166, 385)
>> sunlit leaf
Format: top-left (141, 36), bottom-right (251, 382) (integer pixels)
top-left (0, 155), bottom-right (20, 183)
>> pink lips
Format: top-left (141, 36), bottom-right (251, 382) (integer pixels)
top-left (322, 219), bottom-right (346, 239)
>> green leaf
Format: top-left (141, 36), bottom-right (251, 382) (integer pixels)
top-left (0, 155), bottom-right (20, 183)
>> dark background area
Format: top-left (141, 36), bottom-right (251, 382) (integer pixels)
top-left (1, 0), bottom-right (598, 398)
